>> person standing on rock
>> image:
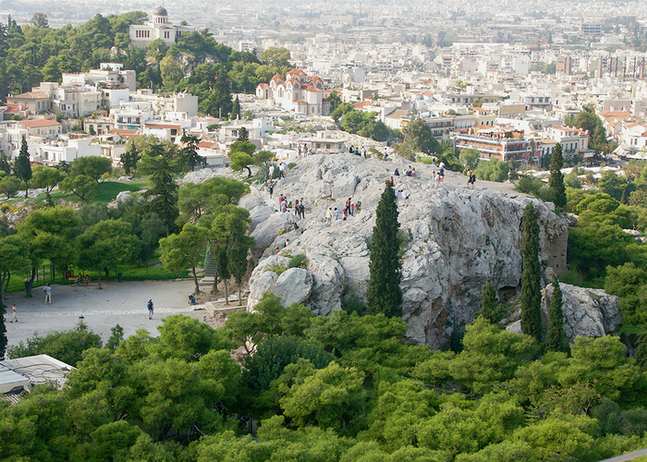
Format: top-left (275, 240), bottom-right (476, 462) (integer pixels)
top-left (438, 162), bottom-right (445, 183)
top-left (468, 172), bottom-right (476, 189)
top-left (269, 164), bottom-right (275, 180)
top-left (268, 182), bottom-right (274, 199)
top-left (345, 198), bottom-right (352, 216)
top-left (147, 299), bottom-right (154, 320)
top-left (325, 207), bottom-right (333, 225)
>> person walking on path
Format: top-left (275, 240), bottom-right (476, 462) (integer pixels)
top-left (44, 284), bottom-right (52, 304)
top-left (345, 198), bottom-right (352, 216)
top-left (147, 299), bottom-right (154, 319)
top-left (268, 164), bottom-right (275, 179)
top-left (325, 207), bottom-right (333, 225)
top-left (10, 304), bottom-right (17, 323)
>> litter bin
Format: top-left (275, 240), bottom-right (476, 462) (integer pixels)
top-left (117, 272), bottom-right (123, 282)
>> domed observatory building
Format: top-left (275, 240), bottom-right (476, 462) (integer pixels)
top-left (129, 7), bottom-right (194, 48)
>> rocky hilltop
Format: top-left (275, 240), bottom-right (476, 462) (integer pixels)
top-left (238, 153), bottom-right (614, 349)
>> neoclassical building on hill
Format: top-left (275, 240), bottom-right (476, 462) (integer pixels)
top-left (129, 7), bottom-right (193, 48)
top-left (256, 69), bottom-right (330, 116)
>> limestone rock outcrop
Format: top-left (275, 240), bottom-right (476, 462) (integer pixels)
top-left (240, 153), bottom-right (613, 348)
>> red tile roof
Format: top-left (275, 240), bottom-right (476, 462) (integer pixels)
top-left (19, 119), bottom-right (61, 128)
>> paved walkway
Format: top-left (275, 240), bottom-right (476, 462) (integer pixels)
top-left (4, 280), bottom-right (202, 350)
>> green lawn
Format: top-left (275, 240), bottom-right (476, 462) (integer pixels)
top-left (4, 251), bottom-right (192, 296)
top-left (88, 181), bottom-right (142, 204)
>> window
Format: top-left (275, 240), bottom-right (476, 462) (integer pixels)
top-left (171, 129), bottom-right (177, 136)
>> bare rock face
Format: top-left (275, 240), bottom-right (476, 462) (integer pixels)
top-left (242, 153), bottom-right (593, 349)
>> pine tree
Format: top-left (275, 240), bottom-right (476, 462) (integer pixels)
top-left (480, 282), bottom-right (499, 324)
top-left (521, 203), bottom-right (543, 342)
top-left (549, 143), bottom-right (566, 209)
top-left (14, 136), bottom-right (32, 197)
top-left (545, 277), bottom-right (570, 354)
top-left (232, 96), bottom-right (241, 120)
top-left (367, 182), bottom-right (402, 317)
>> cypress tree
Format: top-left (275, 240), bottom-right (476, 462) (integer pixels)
top-left (521, 203), bottom-right (543, 342)
top-left (367, 182), bottom-right (402, 317)
top-left (545, 277), bottom-right (570, 354)
top-left (549, 143), bottom-right (566, 209)
top-left (232, 96), bottom-right (241, 120)
top-left (14, 136), bottom-right (32, 197)
top-left (480, 282), bottom-right (499, 324)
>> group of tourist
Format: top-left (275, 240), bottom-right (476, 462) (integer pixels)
top-left (278, 194), bottom-right (306, 219)
top-left (324, 197), bottom-right (362, 225)
top-left (348, 145), bottom-right (368, 158)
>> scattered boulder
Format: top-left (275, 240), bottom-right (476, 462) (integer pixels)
top-left (271, 268), bottom-right (313, 307)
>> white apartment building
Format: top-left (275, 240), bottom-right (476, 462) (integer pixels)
top-left (112, 101), bottom-right (154, 130)
top-left (62, 63), bottom-right (136, 92)
top-left (30, 137), bottom-right (101, 166)
top-left (544, 125), bottom-right (590, 157)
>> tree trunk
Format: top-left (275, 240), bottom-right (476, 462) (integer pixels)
top-left (211, 268), bottom-right (218, 294)
top-left (245, 166), bottom-right (252, 177)
top-left (224, 279), bottom-right (229, 306)
top-left (26, 268), bottom-right (36, 297)
top-left (3, 273), bottom-right (9, 299)
top-left (104, 267), bottom-right (109, 280)
top-left (0, 272), bottom-right (6, 302)
top-left (238, 283), bottom-right (242, 306)
top-left (25, 181), bottom-right (28, 198)
top-left (192, 266), bottom-right (200, 294)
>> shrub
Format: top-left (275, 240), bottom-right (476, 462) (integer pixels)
top-left (416, 156), bottom-right (433, 165)
top-left (342, 297), bottom-right (367, 316)
top-left (515, 175), bottom-right (544, 195)
top-left (289, 254), bottom-right (308, 269)
top-left (265, 263), bottom-right (287, 275)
